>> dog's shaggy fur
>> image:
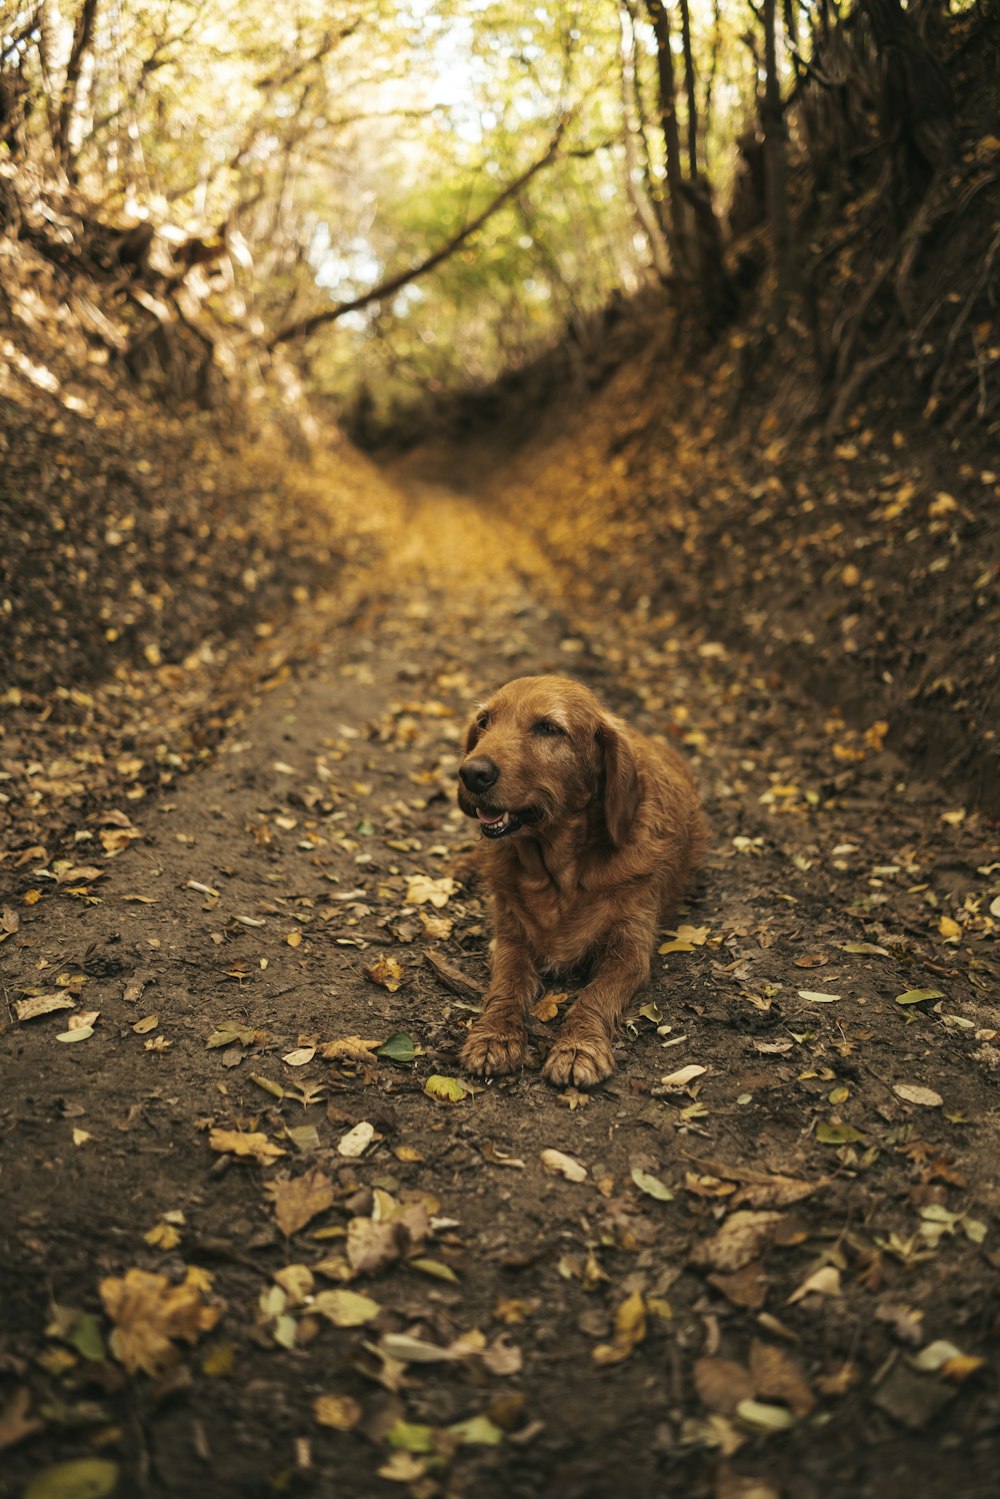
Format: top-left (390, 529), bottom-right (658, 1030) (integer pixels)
top-left (456, 675), bottom-right (709, 1088)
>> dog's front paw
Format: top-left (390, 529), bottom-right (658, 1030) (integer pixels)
top-left (542, 1029), bottom-right (616, 1089)
top-left (461, 1022), bottom-right (527, 1077)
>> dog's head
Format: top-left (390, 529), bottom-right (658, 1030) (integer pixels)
top-left (457, 675), bottom-right (640, 846)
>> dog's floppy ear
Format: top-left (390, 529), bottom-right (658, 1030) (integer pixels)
top-left (598, 717), bottom-right (641, 847)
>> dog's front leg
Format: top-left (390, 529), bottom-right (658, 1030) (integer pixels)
top-left (461, 909), bottom-right (538, 1077)
top-left (543, 931), bottom-right (652, 1089)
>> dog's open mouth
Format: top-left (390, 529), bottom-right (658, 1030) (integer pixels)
top-left (476, 806), bottom-right (540, 840)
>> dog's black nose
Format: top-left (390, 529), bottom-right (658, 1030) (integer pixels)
top-left (460, 757), bottom-right (500, 794)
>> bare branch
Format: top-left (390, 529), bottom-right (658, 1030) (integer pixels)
top-left (268, 121), bottom-right (569, 349)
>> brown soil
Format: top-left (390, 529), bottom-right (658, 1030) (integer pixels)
top-left (3, 467), bottom-right (1000, 1499)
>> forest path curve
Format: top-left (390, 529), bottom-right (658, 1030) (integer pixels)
top-left (2, 459), bottom-right (1000, 1499)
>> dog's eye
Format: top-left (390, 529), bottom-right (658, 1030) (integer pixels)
top-left (532, 720), bottom-right (565, 737)
top-left (476, 712), bottom-right (490, 731)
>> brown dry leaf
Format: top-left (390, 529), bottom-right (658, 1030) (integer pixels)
top-left (100, 1267), bottom-right (222, 1375)
top-left (693, 1357), bottom-right (756, 1415)
top-left (14, 993), bottom-right (75, 1022)
top-left (420, 911), bottom-right (453, 940)
top-left (265, 1167), bottom-right (335, 1237)
top-left (1, 905), bottom-right (20, 934)
top-left (749, 1339), bottom-right (815, 1417)
top-left (730, 1174), bottom-right (825, 1210)
top-left (346, 1201), bottom-right (429, 1274)
top-left (0, 1387), bottom-right (42, 1452)
top-left (406, 874), bottom-right (456, 908)
top-left (708, 1261), bottom-right (770, 1310)
top-left (531, 991), bottom-right (569, 1022)
top-left (540, 1148), bottom-right (588, 1183)
top-left (690, 1212), bottom-right (788, 1273)
top-left (365, 955), bottom-right (404, 993)
top-left (592, 1290), bottom-right (646, 1366)
top-left (209, 1128), bottom-right (286, 1165)
top-left (320, 1036), bottom-right (383, 1064)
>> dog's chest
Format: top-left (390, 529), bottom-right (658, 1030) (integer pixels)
top-left (503, 874), bottom-right (614, 967)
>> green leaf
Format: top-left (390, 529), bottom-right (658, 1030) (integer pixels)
top-left (449, 1414), bottom-right (505, 1446)
top-left (815, 1122), bottom-right (866, 1145)
top-left (630, 1166), bottom-right (673, 1201)
top-left (386, 1418), bottom-right (435, 1453)
top-left (378, 1031), bottom-right (416, 1063)
top-left (424, 1074), bottom-right (469, 1103)
top-left (24, 1460), bottom-right (119, 1499)
top-left (67, 1313), bottom-right (105, 1362)
top-left (895, 989), bottom-right (944, 1006)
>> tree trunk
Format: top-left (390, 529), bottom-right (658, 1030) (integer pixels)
top-left (643, 0), bottom-right (690, 277)
top-left (760, 0), bottom-right (794, 325)
top-left (678, 0), bottom-right (699, 181)
top-left (54, 0), bottom-right (100, 171)
top-left (618, 2), bottom-right (671, 280)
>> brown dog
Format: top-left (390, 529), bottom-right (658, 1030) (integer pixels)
top-left (456, 675), bottom-right (709, 1088)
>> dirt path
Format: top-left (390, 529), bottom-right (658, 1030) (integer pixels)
top-left (2, 465), bottom-right (999, 1499)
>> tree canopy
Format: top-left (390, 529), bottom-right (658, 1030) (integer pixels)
top-left (0, 1), bottom-right (979, 423)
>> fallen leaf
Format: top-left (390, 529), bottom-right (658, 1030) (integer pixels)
top-left (347, 1202), bottom-right (429, 1273)
top-left (282, 1046), bottom-right (316, 1067)
top-left (749, 1339), bottom-right (815, 1416)
top-left (320, 1035), bottom-right (383, 1064)
top-left (735, 1398), bottom-right (796, 1431)
top-left (312, 1289), bottom-right (381, 1326)
top-left (265, 1167), bottom-right (334, 1237)
top-left (630, 1166), bottom-right (674, 1201)
top-left (100, 1268), bottom-right (221, 1375)
top-left (787, 1265), bottom-right (842, 1304)
top-left (0, 1387), bottom-right (42, 1452)
top-left (540, 1148), bottom-right (588, 1183)
top-left (424, 1074), bottom-right (471, 1103)
top-left (693, 1357), bottom-right (755, 1414)
top-left (660, 1064), bottom-right (707, 1089)
top-left (378, 1032), bottom-right (416, 1063)
top-left (708, 1262), bottom-right (770, 1310)
top-left (132, 1015), bottom-right (158, 1034)
top-left (797, 990), bottom-right (841, 1003)
top-left (690, 1212), bottom-right (788, 1273)
top-left (895, 988), bottom-right (944, 1006)
top-left (14, 993), bottom-right (75, 1022)
top-left (365, 955), bottom-right (404, 992)
top-left (23, 1461), bottom-right (120, 1499)
top-left (209, 1128), bottom-right (286, 1165)
top-left (338, 1121), bottom-right (375, 1157)
top-left (893, 1083), bottom-right (943, 1108)
top-left (592, 1290), bottom-right (646, 1366)
top-left (313, 1394), bottom-right (363, 1430)
top-left (380, 1332), bottom-right (462, 1364)
top-left (406, 874), bottom-right (457, 908)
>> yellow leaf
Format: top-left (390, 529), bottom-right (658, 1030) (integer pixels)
top-left (314, 1394), bottom-right (363, 1430)
top-left (209, 1128), bottom-right (286, 1165)
top-left (365, 955), bottom-right (404, 992)
top-left (286, 931), bottom-right (302, 948)
top-left (938, 915), bottom-right (961, 942)
top-left (100, 1267), bottom-right (222, 1375)
top-left (424, 1074), bottom-right (470, 1103)
top-left (406, 874), bottom-right (457, 908)
top-left (592, 1291), bottom-right (646, 1366)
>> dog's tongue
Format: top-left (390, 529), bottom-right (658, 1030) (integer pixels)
top-left (478, 809), bottom-right (507, 827)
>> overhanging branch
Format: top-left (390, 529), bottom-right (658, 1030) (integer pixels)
top-left (268, 120), bottom-right (568, 349)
